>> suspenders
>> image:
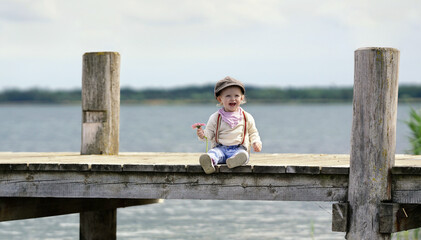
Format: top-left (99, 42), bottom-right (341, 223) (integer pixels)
top-left (215, 111), bottom-right (247, 145)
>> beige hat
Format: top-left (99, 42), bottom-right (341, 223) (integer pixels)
top-left (214, 76), bottom-right (245, 98)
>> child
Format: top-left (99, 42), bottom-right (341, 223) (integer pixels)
top-left (196, 76), bottom-right (262, 174)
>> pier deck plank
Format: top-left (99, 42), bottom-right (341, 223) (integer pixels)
top-left (0, 152), bottom-right (420, 168)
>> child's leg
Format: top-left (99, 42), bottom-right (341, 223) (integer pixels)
top-left (199, 154), bottom-right (215, 174)
top-left (226, 147), bottom-right (249, 169)
top-left (199, 146), bottom-right (226, 174)
top-left (207, 146), bottom-right (226, 165)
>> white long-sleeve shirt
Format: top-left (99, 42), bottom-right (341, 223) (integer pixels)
top-left (203, 110), bottom-right (262, 151)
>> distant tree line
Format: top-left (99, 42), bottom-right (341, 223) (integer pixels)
top-left (0, 89), bottom-right (82, 104)
top-left (1, 85), bottom-right (421, 104)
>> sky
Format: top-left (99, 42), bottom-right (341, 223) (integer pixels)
top-left (0, 0), bottom-right (420, 90)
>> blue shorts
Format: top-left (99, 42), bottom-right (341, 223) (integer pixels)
top-left (207, 144), bottom-right (249, 165)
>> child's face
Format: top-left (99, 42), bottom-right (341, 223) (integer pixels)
top-left (217, 86), bottom-right (244, 112)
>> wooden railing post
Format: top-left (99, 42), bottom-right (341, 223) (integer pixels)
top-left (347, 47), bottom-right (400, 239)
top-left (80, 52), bottom-right (120, 240)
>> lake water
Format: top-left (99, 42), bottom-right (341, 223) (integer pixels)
top-left (0, 103), bottom-right (420, 239)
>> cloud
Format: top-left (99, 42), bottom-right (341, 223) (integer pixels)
top-left (120, 0), bottom-right (288, 28)
top-left (315, 0), bottom-right (421, 45)
top-left (0, 0), bottom-right (57, 22)
top-left (317, 0), bottom-right (421, 28)
top-left (4, 0), bottom-right (417, 58)
top-left (0, 0), bottom-right (420, 89)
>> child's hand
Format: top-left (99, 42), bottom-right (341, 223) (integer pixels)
top-left (197, 128), bottom-right (205, 139)
top-left (253, 142), bottom-right (262, 152)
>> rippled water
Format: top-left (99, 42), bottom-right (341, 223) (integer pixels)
top-left (0, 103), bottom-right (419, 239)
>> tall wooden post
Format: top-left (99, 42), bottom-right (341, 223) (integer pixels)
top-left (81, 52), bottom-right (120, 240)
top-left (81, 52), bottom-right (120, 155)
top-left (347, 48), bottom-right (400, 239)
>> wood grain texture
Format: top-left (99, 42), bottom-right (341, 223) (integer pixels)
top-left (392, 175), bottom-right (421, 204)
top-left (0, 171), bottom-right (349, 202)
top-left (80, 52), bottom-right (121, 239)
top-left (81, 52), bottom-right (120, 155)
top-left (347, 47), bottom-right (400, 240)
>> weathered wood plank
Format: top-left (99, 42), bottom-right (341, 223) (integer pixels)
top-left (152, 165), bottom-right (187, 173)
top-left (253, 165), bottom-right (286, 174)
top-left (28, 163), bottom-right (60, 171)
top-left (123, 164), bottom-right (188, 172)
top-left (0, 163), bottom-right (28, 171)
top-left (379, 203), bottom-right (421, 233)
top-left (286, 166), bottom-right (320, 174)
top-left (186, 165), bottom-right (209, 173)
top-left (0, 198), bottom-right (161, 222)
top-left (123, 164), bottom-right (156, 172)
top-left (91, 164), bottom-right (122, 172)
top-left (0, 171), bottom-right (348, 202)
top-left (392, 167), bottom-right (421, 175)
top-left (59, 164), bottom-right (90, 171)
top-left (219, 165), bottom-right (252, 173)
top-left (321, 167), bottom-right (349, 175)
top-left (392, 175), bottom-right (421, 204)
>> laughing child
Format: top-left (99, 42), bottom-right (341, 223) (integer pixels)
top-left (196, 76), bottom-right (262, 174)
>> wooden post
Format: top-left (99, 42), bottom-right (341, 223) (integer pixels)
top-left (81, 52), bottom-right (120, 240)
top-left (347, 48), bottom-right (400, 239)
top-left (80, 209), bottom-right (116, 240)
top-left (81, 52), bottom-right (120, 155)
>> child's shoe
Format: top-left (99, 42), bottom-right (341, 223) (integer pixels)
top-left (226, 152), bottom-right (248, 168)
top-left (199, 154), bottom-right (216, 174)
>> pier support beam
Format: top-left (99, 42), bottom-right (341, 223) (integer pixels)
top-left (347, 48), bottom-right (400, 239)
top-left (80, 209), bottom-right (116, 240)
top-left (0, 198), bottom-right (159, 222)
top-left (379, 203), bottom-right (421, 233)
top-left (81, 52), bottom-right (120, 240)
top-left (333, 202), bottom-right (421, 234)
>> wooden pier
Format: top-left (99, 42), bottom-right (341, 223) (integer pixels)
top-left (0, 152), bottom-right (419, 237)
top-left (0, 48), bottom-right (420, 239)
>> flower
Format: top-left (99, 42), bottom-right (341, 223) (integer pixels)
top-left (192, 122), bottom-right (208, 152)
top-left (192, 123), bottom-right (206, 129)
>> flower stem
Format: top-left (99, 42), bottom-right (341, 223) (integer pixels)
top-left (205, 137), bottom-right (208, 152)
